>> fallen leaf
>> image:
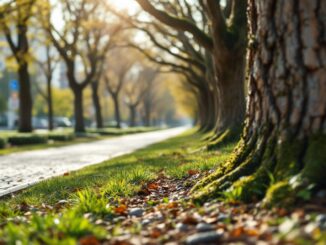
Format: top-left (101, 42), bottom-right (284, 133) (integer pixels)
top-left (188, 169), bottom-right (199, 176)
top-left (150, 228), bottom-right (161, 238)
top-left (147, 183), bottom-right (159, 190)
top-left (115, 204), bottom-right (127, 215)
top-left (182, 215), bottom-right (198, 225)
top-left (230, 226), bottom-right (245, 237)
top-left (167, 202), bottom-right (178, 209)
top-left (245, 228), bottom-right (260, 237)
top-left (79, 235), bottom-right (100, 245)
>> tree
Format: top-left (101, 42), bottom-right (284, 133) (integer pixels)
top-left (104, 49), bottom-right (133, 128)
top-left (0, 0), bottom-right (37, 132)
top-left (192, 0), bottom-right (326, 206)
top-left (34, 43), bottom-right (59, 130)
top-left (43, 0), bottom-right (113, 132)
top-left (124, 66), bottom-right (147, 127)
top-left (135, 0), bottom-right (247, 140)
top-left (91, 68), bottom-right (104, 129)
top-left (140, 68), bottom-right (160, 127)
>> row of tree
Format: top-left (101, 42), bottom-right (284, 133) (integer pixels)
top-left (0, 0), bottom-right (180, 132)
top-left (131, 0), bottom-right (326, 203)
top-left (1, 0), bottom-right (324, 203)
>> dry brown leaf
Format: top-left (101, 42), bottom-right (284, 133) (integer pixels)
top-left (167, 202), bottom-right (178, 209)
top-left (245, 228), bottom-right (260, 237)
top-left (147, 183), bottom-right (159, 190)
top-left (79, 235), bottom-right (100, 245)
top-left (150, 229), bottom-right (162, 238)
top-left (188, 169), bottom-right (199, 176)
top-left (230, 226), bottom-right (245, 237)
top-left (114, 204), bottom-right (127, 215)
top-left (182, 215), bottom-right (198, 225)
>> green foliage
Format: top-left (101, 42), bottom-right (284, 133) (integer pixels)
top-left (48, 133), bottom-right (75, 142)
top-left (303, 135), bottom-right (326, 186)
top-left (0, 137), bottom-right (6, 149)
top-left (264, 181), bottom-right (294, 207)
top-left (221, 185), bottom-right (243, 203)
top-left (0, 211), bottom-right (106, 244)
top-left (0, 130), bottom-right (236, 241)
top-left (74, 190), bottom-right (113, 218)
top-left (8, 134), bottom-right (48, 146)
top-left (89, 127), bottom-right (158, 136)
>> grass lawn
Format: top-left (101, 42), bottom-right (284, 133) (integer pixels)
top-left (0, 127), bottom-right (159, 156)
top-left (0, 130), bottom-right (235, 243)
top-left (0, 130), bottom-right (325, 244)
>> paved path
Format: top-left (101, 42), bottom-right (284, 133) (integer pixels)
top-left (0, 127), bottom-right (188, 197)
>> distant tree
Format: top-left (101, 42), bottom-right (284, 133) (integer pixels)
top-left (43, 0), bottom-right (114, 132)
top-left (124, 66), bottom-right (148, 127)
top-left (34, 43), bottom-right (59, 130)
top-left (140, 68), bottom-right (160, 127)
top-left (135, 0), bottom-right (247, 140)
top-left (0, 0), bottom-right (38, 132)
top-left (104, 49), bottom-right (133, 128)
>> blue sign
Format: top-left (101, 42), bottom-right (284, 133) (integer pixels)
top-left (9, 80), bottom-right (19, 91)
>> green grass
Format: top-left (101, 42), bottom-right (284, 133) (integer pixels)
top-left (0, 127), bottom-right (158, 155)
top-left (0, 129), bottom-right (235, 243)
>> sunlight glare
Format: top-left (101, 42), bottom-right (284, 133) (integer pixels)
top-left (108, 0), bottom-right (140, 14)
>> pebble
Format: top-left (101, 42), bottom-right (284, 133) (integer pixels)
top-left (316, 190), bottom-right (326, 199)
top-left (186, 231), bottom-right (222, 245)
top-left (129, 208), bottom-right (144, 217)
top-left (217, 213), bottom-right (229, 222)
top-left (196, 223), bottom-right (214, 232)
top-left (176, 223), bottom-right (188, 232)
top-left (141, 219), bottom-right (151, 226)
top-left (316, 214), bottom-right (326, 230)
top-left (113, 216), bottom-right (126, 223)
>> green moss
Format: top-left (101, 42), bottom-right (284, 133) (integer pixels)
top-left (207, 127), bottom-right (242, 151)
top-left (263, 181), bottom-right (295, 207)
top-left (302, 134), bottom-right (326, 186)
top-left (274, 140), bottom-right (303, 179)
top-left (232, 175), bottom-right (265, 202)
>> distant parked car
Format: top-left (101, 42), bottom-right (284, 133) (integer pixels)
top-left (54, 117), bottom-right (72, 128)
top-left (32, 117), bottom-right (48, 129)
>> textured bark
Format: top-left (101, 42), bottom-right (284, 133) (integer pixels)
top-left (207, 0), bottom-right (247, 134)
top-left (91, 81), bottom-right (103, 129)
top-left (193, 0), bottom-right (326, 205)
top-left (17, 64), bottom-right (33, 132)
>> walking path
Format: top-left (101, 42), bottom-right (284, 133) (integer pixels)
top-left (0, 127), bottom-right (188, 197)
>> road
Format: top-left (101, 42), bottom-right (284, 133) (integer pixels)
top-left (0, 127), bottom-right (188, 197)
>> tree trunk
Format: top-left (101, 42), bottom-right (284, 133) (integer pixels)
top-left (18, 64), bottom-right (33, 132)
top-left (112, 95), bottom-right (121, 128)
top-left (144, 103), bottom-right (151, 127)
top-left (215, 55), bottom-right (246, 132)
top-left (47, 78), bottom-right (54, 131)
top-left (73, 88), bottom-right (85, 133)
top-left (198, 86), bottom-right (216, 132)
top-left (91, 81), bottom-right (103, 129)
top-left (129, 105), bottom-right (136, 127)
top-left (193, 0), bottom-right (326, 206)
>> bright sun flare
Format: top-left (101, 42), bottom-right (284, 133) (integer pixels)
top-left (109, 0), bottom-right (140, 14)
